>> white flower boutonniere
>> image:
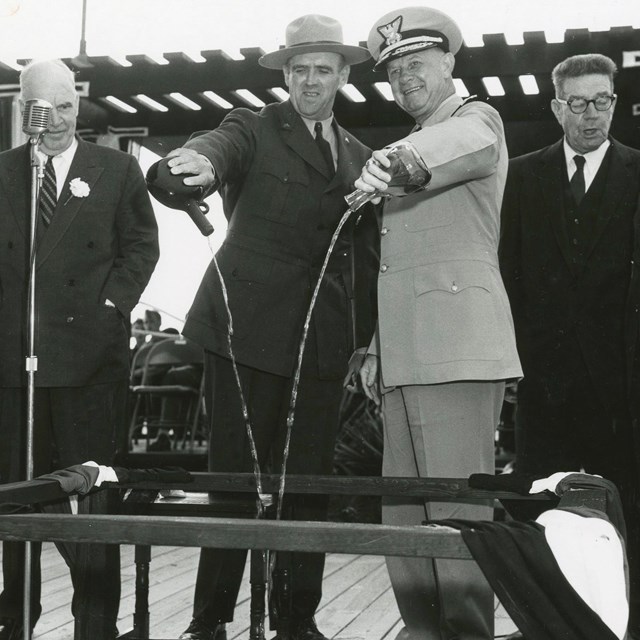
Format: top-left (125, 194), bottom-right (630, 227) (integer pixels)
top-left (69, 178), bottom-right (90, 198)
top-left (64, 178), bottom-right (90, 205)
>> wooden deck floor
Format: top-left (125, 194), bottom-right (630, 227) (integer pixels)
top-left (1, 544), bottom-right (517, 640)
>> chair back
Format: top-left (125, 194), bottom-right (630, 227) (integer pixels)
top-left (137, 337), bottom-right (204, 384)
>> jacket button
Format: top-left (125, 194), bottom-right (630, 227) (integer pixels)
top-left (66, 316), bottom-right (74, 323)
top-left (283, 175), bottom-right (289, 183)
top-left (381, 227), bottom-right (388, 235)
top-left (451, 282), bottom-right (458, 292)
top-left (380, 264), bottom-right (388, 273)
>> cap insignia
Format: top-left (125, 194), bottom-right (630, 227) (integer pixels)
top-left (377, 16), bottom-right (403, 47)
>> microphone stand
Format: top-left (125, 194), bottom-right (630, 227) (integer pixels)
top-left (23, 134), bottom-right (44, 640)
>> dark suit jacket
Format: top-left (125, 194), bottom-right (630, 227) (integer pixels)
top-left (499, 138), bottom-right (640, 411)
top-left (183, 100), bottom-right (378, 379)
top-left (0, 140), bottom-right (159, 387)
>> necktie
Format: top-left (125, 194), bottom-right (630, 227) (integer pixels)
top-left (314, 121), bottom-right (335, 177)
top-left (39, 156), bottom-right (57, 226)
top-left (570, 154), bottom-right (586, 205)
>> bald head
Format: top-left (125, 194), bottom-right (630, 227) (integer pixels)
top-left (20, 59), bottom-right (75, 100)
top-left (19, 59), bottom-right (79, 156)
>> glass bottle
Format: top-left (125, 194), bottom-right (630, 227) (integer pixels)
top-left (345, 140), bottom-right (432, 211)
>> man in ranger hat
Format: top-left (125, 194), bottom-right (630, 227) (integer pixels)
top-left (355, 6), bottom-right (521, 640)
top-left (167, 14), bottom-right (378, 640)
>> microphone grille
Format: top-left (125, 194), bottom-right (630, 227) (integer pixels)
top-left (22, 99), bottom-right (52, 135)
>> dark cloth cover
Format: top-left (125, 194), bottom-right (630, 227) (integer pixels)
top-left (460, 519), bottom-right (620, 640)
top-left (112, 466), bottom-right (193, 484)
top-left (38, 464), bottom-right (100, 495)
top-left (455, 472), bottom-right (628, 639)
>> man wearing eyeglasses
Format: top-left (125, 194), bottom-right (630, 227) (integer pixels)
top-left (500, 53), bottom-right (640, 639)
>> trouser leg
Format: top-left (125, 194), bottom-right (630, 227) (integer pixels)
top-left (382, 382), bottom-right (503, 640)
top-left (0, 388), bottom-right (54, 628)
top-left (49, 382), bottom-right (126, 639)
top-left (194, 352), bottom-right (343, 627)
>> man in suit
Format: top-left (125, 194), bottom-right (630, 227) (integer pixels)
top-left (355, 7), bottom-right (522, 639)
top-left (166, 15), bottom-right (378, 640)
top-left (0, 59), bottom-right (158, 640)
top-left (499, 53), bottom-right (640, 638)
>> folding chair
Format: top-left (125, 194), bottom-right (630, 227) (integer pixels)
top-left (128, 337), bottom-right (205, 453)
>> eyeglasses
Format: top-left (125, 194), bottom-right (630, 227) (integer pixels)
top-left (556, 94), bottom-right (617, 114)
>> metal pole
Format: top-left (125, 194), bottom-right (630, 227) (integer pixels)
top-left (23, 138), bottom-right (43, 640)
top-left (79, 0), bottom-right (88, 56)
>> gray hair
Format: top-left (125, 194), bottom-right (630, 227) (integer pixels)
top-left (19, 59), bottom-right (76, 100)
top-left (552, 54), bottom-right (617, 97)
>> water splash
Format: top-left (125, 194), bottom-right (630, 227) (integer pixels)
top-left (207, 205), bottom-right (356, 614)
top-left (205, 203), bottom-right (356, 521)
top-left (275, 207), bottom-right (354, 519)
top-left (208, 236), bottom-right (266, 517)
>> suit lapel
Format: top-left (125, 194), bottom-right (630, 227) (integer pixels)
top-left (37, 141), bottom-right (104, 267)
top-left (538, 140), bottom-right (575, 272)
top-left (278, 101), bottom-right (333, 181)
top-left (583, 140), bottom-right (633, 261)
top-left (1, 146), bottom-right (30, 238)
top-left (326, 125), bottom-right (362, 195)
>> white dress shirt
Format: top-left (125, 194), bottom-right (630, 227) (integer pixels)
top-left (563, 138), bottom-right (610, 194)
top-left (37, 137), bottom-right (78, 198)
top-left (301, 114), bottom-right (337, 168)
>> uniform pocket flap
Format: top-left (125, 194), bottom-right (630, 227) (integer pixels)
top-left (260, 156), bottom-right (309, 185)
top-left (414, 265), bottom-right (493, 297)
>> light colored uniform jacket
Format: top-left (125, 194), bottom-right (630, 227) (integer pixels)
top-left (371, 94), bottom-right (522, 387)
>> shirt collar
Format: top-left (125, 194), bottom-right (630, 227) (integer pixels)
top-left (563, 137), bottom-right (610, 173)
top-left (417, 93), bottom-right (461, 128)
top-left (301, 114), bottom-right (334, 138)
top-left (37, 137), bottom-right (78, 165)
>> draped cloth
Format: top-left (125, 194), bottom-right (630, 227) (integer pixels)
top-left (453, 473), bottom-right (629, 640)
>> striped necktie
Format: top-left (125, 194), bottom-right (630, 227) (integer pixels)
top-left (39, 156), bottom-right (57, 226)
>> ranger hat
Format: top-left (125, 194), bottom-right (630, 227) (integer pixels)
top-left (259, 14), bottom-right (370, 69)
top-left (367, 6), bottom-right (463, 71)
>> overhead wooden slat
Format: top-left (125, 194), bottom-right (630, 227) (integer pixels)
top-left (0, 26), bottom-right (636, 155)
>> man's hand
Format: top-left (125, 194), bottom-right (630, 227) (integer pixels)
top-left (344, 347), bottom-right (367, 393)
top-left (358, 353), bottom-right (381, 406)
top-left (166, 148), bottom-right (215, 188)
top-left (354, 150), bottom-right (392, 206)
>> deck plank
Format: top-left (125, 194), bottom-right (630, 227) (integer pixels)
top-left (1, 542), bottom-right (514, 639)
top-left (336, 585), bottom-right (400, 640)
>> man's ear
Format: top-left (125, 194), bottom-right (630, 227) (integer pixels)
top-left (338, 64), bottom-right (351, 89)
top-left (550, 98), bottom-right (563, 126)
top-left (282, 67), bottom-right (290, 89)
top-left (442, 52), bottom-right (455, 78)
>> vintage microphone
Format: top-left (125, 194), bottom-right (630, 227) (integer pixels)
top-left (22, 99), bottom-right (52, 139)
top-left (22, 97), bottom-right (52, 640)
top-left (23, 98), bottom-right (52, 480)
